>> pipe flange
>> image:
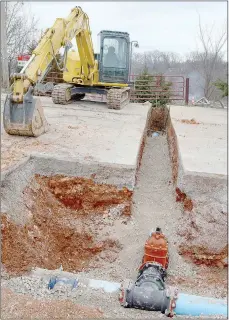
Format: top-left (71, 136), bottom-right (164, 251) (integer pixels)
top-left (165, 286), bottom-right (179, 317)
top-left (119, 279), bottom-right (134, 307)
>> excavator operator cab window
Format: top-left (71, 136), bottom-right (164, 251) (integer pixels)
top-left (99, 32), bottom-right (130, 84)
top-left (102, 38), bottom-right (127, 69)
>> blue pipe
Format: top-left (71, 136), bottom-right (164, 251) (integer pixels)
top-left (174, 293), bottom-right (227, 317)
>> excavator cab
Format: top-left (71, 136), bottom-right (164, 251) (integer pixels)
top-left (98, 30), bottom-right (130, 84)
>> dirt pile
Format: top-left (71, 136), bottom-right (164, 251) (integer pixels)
top-left (2, 175), bottom-right (132, 275)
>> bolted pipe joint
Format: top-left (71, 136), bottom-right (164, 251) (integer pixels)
top-left (119, 263), bottom-right (177, 316)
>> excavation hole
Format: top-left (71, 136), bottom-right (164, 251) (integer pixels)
top-left (2, 175), bottom-right (133, 275)
top-left (148, 106), bottom-right (169, 135)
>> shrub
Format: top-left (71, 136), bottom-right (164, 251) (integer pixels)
top-left (214, 79), bottom-right (228, 98)
top-left (133, 69), bottom-right (172, 107)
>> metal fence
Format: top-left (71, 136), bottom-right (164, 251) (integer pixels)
top-left (41, 71), bottom-right (189, 104)
top-left (129, 74), bottom-right (187, 104)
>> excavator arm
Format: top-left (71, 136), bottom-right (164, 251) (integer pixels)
top-left (24, 6), bottom-right (95, 87)
top-left (3, 6), bottom-right (96, 137)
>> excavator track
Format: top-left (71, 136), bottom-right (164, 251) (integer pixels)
top-left (52, 83), bottom-right (73, 105)
top-left (106, 87), bottom-right (130, 110)
top-left (52, 84), bottom-right (130, 110)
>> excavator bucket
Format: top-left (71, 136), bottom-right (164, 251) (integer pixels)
top-left (3, 87), bottom-right (48, 137)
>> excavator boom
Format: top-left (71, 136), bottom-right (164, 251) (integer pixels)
top-left (3, 7), bottom-right (96, 137)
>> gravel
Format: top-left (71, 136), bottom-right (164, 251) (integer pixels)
top-left (2, 135), bottom-right (227, 318)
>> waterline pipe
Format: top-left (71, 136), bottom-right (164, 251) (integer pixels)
top-left (94, 278), bottom-right (227, 317)
top-left (88, 278), bottom-right (227, 317)
top-left (47, 275), bottom-right (227, 317)
top-left (174, 293), bottom-right (227, 317)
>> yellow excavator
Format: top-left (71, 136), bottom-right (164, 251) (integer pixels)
top-left (3, 6), bottom-right (132, 137)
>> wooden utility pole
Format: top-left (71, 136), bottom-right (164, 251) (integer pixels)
top-left (1, 1), bottom-right (9, 89)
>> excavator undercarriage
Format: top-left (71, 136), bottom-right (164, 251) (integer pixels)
top-left (51, 83), bottom-right (130, 109)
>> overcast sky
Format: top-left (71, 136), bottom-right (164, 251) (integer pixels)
top-left (27, 1), bottom-right (227, 57)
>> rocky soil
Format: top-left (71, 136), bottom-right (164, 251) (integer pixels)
top-left (1, 135), bottom-right (227, 319)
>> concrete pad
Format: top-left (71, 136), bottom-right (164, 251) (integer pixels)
top-left (167, 105), bottom-right (227, 198)
top-left (169, 105), bottom-right (227, 176)
top-left (1, 95), bottom-right (150, 188)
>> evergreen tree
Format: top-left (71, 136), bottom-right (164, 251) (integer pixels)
top-left (134, 69), bottom-right (172, 106)
top-left (214, 79), bottom-right (228, 97)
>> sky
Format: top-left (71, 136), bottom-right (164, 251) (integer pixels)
top-left (26, 1), bottom-right (227, 57)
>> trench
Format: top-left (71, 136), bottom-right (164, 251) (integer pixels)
top-left (0, 106), bottom-right (167, 277)
top-left (1, 106), bottom-right (227, 301)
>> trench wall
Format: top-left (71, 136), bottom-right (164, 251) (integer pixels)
top-left (167, 113), bottom-right (227, 267)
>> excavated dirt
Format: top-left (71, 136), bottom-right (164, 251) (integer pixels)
top-left (177, 201), bottom-right (228, 268)
top-left (167, 115), bottom-right (179, 184)
top-left (2, 175), bottom-right (132, 275)
top-left (176, 187), bottom-right (194, 212)
top-left (167, 112), bottom-right (227, 268)
top-left (1, 136), bottom-right (227, 318)
top-left (180, 118), bottom-right (200, 124)
top-left (148, 106), bottom-right (169, 133)
top-left (46, 175), bottom-right (132, 215)
top-left (178, 243), bottom-right (228, 268)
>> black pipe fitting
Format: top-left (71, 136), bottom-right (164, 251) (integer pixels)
top-left (120, 263), bottom-right (170, 313)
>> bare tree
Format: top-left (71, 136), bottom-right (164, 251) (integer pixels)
top-left (6, 2), bottom-right (39, 74)
top-left (1, 2), bottom-right (9, 89)
top-left (26, 39), bottom-right (39, 55)
top-left (131, 50), bottom-right (182, 75)
top-left (189, 16), bottom-right (227, 99)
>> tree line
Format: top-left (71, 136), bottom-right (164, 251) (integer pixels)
top-left (131, 15), bottom-right (227, 100)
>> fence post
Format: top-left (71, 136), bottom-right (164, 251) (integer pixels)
top-left (185, 78), bottom-right (190, 105)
